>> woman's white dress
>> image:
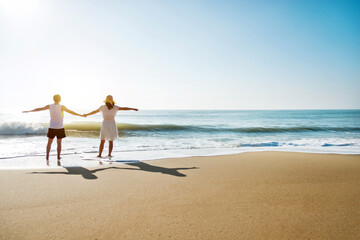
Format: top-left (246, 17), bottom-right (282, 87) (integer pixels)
top-left (99, 105), bottom-right (119, 141)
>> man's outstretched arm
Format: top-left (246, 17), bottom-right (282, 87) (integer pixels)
top-left (22, 105), bottom-right (49, 113)
top-left (62, 106), bottom-right (83, 117)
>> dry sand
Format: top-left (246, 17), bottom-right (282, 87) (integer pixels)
top-left (0, 152), bottom-right (359, 239)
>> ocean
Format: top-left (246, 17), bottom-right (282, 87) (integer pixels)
top-left (0, 109), bottom-right (359, 168)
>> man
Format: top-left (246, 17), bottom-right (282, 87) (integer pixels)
top-left (23, 94), bottom-right (83, 166)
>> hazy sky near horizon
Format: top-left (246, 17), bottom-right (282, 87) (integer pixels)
top-left (0, 0), bottom-right (359, 110)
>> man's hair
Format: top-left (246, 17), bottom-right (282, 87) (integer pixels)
top-left (53, 94), bottom-right (61, 102)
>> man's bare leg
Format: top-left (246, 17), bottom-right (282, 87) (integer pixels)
top-left (46, 138), bottom-right (54, 165)
top-left (108, 141), bottom-right (113, 157)
top-left (98, 140), bottom-right (105, 157)
top-left (57, 138), bottom-right (62, 166)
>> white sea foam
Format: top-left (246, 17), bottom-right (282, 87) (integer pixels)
top-left (0, 122), bottom-right (47, 135)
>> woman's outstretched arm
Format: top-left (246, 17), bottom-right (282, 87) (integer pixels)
top-left (84, 109), bottom-right (100, 117)
top-left (118, 107), bottom-right (138, 111)
top-left (22, 105), bottom-right (49, 113)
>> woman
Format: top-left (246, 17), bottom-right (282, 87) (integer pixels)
top-left (84, 95), bottom-right (138, 157)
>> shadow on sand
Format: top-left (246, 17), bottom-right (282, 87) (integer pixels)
top-left (30, 161), bottom-right (198, 180)
top-left (120, 161), bottom-right (198, 177)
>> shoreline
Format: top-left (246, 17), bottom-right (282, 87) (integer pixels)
top-left (1, 151), bottom-right (359, 239)
top-left (1, 150), bottom-right (360, 170)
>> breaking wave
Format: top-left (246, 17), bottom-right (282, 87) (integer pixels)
top-left (1, 121), bottom-right (360, 136)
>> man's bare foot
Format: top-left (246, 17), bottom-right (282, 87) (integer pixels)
top-left (46, 159), bottom-right (49, 166)
top-left (57, 159), bottom-right (61, 166)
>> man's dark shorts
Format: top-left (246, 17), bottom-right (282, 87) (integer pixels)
top-left (47, 128), bottom-right (66, 139)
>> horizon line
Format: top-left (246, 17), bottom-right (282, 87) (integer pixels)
top-left (2, 108), bottom-right (360, 112)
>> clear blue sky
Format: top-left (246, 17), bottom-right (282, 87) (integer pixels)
top-left (0, 0), bottom-right (359, 110)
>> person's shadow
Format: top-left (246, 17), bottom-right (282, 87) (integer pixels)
top-left (31, 166), bottom-right (108, 180)
top-left (117, 161), bottom-right (198, 177)
top-left (30, 161), bottom-right (198, 180)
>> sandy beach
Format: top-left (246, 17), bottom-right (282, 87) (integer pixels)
top-left (0, 152), bottom-right (359, 239)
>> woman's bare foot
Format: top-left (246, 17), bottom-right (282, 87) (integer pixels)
top-left (97, 155), bottom-right (102, 158)
top-left (46, 159), bottom-right (49, 166)
top-left (57, 159), bottom-right (61, 166)
top-left (108, 155), bottom-right (112, 158)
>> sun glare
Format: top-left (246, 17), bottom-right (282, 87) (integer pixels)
top-left (0, 0), bottom-right (38, 17)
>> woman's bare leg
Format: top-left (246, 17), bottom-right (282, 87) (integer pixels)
top-left (108, 141), bottom-right (113, 157)
top-left (98, 140), bottom-right (105, 157)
